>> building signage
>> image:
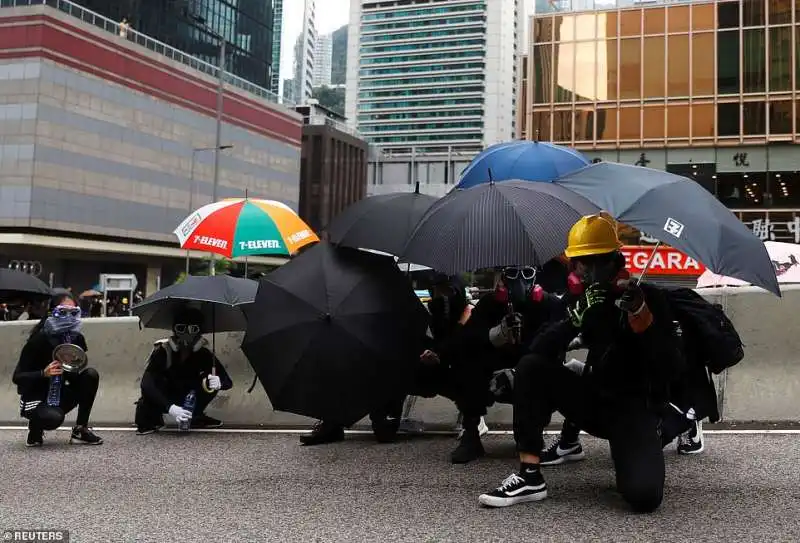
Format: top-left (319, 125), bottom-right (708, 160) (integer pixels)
top-left (7, 260), bottom-right (43, 276)
top-left (621, 246), bottom-right (706, 276)
top-left (745, 217), bottom-right (800, 243)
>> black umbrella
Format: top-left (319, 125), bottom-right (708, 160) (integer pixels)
top-left (325, 182), bottom-right (438, 256)
top-left (554, 162), bottom-right (780, 296)
top-left (0, 269), bottom-right (52, 300)
top-left (242, 242), bottom-right (429, 426)
top-left (132, 274), bottom-right (257, 332)
top-left (398, 180), bottom-right (600, 274)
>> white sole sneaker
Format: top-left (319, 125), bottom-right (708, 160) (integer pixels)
top-left (539, 450), bottom-right (586, 466)
top-left (478, 489), bottom-right (548, 508)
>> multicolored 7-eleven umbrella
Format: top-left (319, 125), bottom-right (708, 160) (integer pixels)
top-left (174, 198), bottom-right (319, 258)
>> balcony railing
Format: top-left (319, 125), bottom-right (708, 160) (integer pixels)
top-left (302, 115), bottom-right (363, 139)
top-left (0, 0), bottom-right (293, 108)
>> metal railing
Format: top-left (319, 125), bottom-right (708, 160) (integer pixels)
top-left (0, 0), bottom-right (294, 108)
top-left (302, 115), bottom-right (363, 139)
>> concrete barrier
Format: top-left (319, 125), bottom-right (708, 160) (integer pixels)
top-left (1, 286), bottom-right (798, 427)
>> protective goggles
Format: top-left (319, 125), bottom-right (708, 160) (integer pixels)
top-left (51, 305), bottom-right (81, 318)
top-left (174, 324), bottom-right (201, 335)
top-left (503, 266), bottom-right (536, 281)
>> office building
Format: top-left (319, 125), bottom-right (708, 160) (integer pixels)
top-left (0, 2), bottom-right (301, 293)
top-left (271, 0), bottom-right (284, 96)
top-left (346, 0), bottom-right (525, 157)
top-left (295, 103), bottom-right (368, 232)
top-left (294, 0), bottom-right (317, 104)
top-left (74, 0), bottom-right (276, 90)
top-left (520, 0), bottom-right (800, 244)
top-left (314, 33), bottom-right (334, 87)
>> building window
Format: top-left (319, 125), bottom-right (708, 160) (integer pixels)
top-left (598, 39), bottom-right (618, 100)
top-left (643, 105), bottom-right (665, 140)
top-left (667, 103), bottom-right (690, 139)
top-left (667, 34), bottom-right (689, 97)
top-left (742, 29), bottom-right (766, 93)
top-left (575, 41), bottom-right (596, 102)
top-left (692, 102), bottom-right (715, 138)
top-left (531, 111), bottom-right (552, 141)
top-left (552, 109), bottom-right (574, 143)
top-left (643, 7), bottom-right (665, 35)
top-left (666, 5), bottom-right (690, 33)
top-left (596, 107), bottom-right (617, 141)
top-left (619, 37), bottom-right (641, 100)
top-left (642, 36), bottom-right (665, 99)
top-left (769, 101), bottom-right (792, 133)
top-left (717, 1), bottom-right (740, 29)
top-left (717, 102), bottom-right (741, 137)
top-left (692, 3), bottom-right (715, 31)
top-left (533, 17), bottom-right (554, 43)
top-left (619, 106), bottom-right (640, 141)
top-left (768, 0), bottom-right (793, 23)
top-left (743, 0), bottom-right (766, 27)
top-left (795, 25), bottom-right (800, 91)
top-left (717, 31), bottom-right (740, 94)
top-left (619, 9), bottom-right (642, 37)
top-left (692, 33), bottom-right (715, 95)
top-left (597, 11), bottom-right (618, 40)
top-left (743, 101), bottom-right (766, 135)
top-left (768, 26), bottom-right (792, 92)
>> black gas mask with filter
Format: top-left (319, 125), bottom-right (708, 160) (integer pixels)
top-left (170, 308), bottom-right (205, 352)
top-left (494, 266), bottom-right (537, 306)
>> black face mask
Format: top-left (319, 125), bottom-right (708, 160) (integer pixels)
top-left (574, 254), bottom-right (620, 288)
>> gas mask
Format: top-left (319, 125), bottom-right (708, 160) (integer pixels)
top-left (172, 323), bottom-right (202, 350)
top-left (43, 305), bottom-right (82, 338)
top-left (567, 252), bottom-right (631, 297)
top-left (495, 266), bottom-right (536, 305)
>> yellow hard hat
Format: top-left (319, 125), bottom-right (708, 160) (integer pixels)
top-left (564, 213), bottom-right (623, 258)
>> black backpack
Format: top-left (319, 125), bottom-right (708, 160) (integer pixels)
top-left (664, 287), bottom-right (744, 375)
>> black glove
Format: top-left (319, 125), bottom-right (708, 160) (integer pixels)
top-left (615, 280), bottom-right (646, 314)
top-left (489, 368), bottom-right (515, 401)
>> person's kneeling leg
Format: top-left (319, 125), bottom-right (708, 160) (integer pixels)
top-left (191, 389), bottom-right (223, 429)
top-left (63, 368), bottom-right (103, 445)
top-left (24, 405), bottom-right (65, 447)
top-left (135, 396), bottom-right (166, 435)
top-left (608, 409), bottom-right (665, 513)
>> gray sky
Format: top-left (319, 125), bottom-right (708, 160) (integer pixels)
top-left (280, 0), bottom-right (350, 80)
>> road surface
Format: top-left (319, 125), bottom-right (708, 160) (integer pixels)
top-left (2, 429), bottom-right (799, 542)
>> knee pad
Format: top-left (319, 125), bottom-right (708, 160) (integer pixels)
top-left (36, 406), bottom-right (66, 431)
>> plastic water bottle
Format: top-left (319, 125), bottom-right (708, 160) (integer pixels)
top-left (178, 390), bottom-right (196, 432)
top-left (47, 375), bottom-right (62, 407)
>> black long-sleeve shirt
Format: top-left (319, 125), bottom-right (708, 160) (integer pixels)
top-left (13, 331), bottom-right (89, 399)
top-left (529, 283), bottom-right (685, 404)
top-left (140, 345), bottom-right (233, 411)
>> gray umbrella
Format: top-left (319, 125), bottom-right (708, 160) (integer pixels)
top-left (555, 162), bottom-right (780, 296)
top-left (399, 180), bottom-right (600, 274)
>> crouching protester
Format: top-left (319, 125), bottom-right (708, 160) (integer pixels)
top-left (479, 214), bottom-right (685, 513)
top-left (12, 293), bottom-right (103, 447)
top-left (134, 308), bottom-right (233, 434)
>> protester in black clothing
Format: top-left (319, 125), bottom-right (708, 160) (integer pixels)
top-left (12, 293), bottom-right (103, 447)
top-left (448, 265), bottom-right (567, 464)
top-left (479, 214), bottom-right (685, 513)
top-left (134, 308), bottom-right (233, 434)
top-left (299, 274), bottom-right (471, 447)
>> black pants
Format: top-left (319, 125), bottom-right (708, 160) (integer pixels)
top-left (448, 350), bottom-right (513, 418)
top-left (513, 354), bottom-right (665, 513)
top-left (23, 367), bottom-right (100, 430)
top-left (135, 384), bottom-right (217, 428)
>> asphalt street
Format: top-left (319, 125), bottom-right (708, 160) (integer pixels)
top-left (2, 429), bottom-right (799, 543)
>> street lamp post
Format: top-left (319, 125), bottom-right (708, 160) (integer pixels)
top-left (186, 145), bottom-right (233, 274)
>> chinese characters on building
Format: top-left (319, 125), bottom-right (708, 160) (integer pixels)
top-left (748, 218), bottom-right (800, 243)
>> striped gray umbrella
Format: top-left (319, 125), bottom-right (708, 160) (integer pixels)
top-left (398, 180), bottom-right (600, 274)
top-left (555, 162), bottom-right (780, 296)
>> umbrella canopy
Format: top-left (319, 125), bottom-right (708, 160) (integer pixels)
top-left (132, 275), bottom-right (258, 333)
top-left (0, 269), bottom-right (52, 300)
top-left (697, 241), bottom-right (800, 288)
top-left (399, 180), bottom-right (600, 274)
top-left (174, 198), bottom-right (319, 259)
top-left (242, 242), bottom-right (429, 426)
top-left (326, 182), bottom-right (438, 256)
top-left (456, 140), bottom-right (590, 190)
top-left (554, 162), bottom-right (780, 296)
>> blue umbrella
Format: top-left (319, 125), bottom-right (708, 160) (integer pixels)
top-left (456, 140), bottom-right (590, 189)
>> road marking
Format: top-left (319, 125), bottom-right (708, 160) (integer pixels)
top-left (1, 426), bottom-right (799, 435)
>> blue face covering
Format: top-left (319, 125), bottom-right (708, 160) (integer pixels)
top-left (43, 305), bottom-right (82, 338)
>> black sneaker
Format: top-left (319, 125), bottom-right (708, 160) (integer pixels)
top-left (300, 421), bottom-right (345, 446)
top-left (191, 414), bottom-right (223, 429)
top-left (479, 470), bottom-right (548, 507)
top-left (539, 438), bottom-right (586, 466)
top-left (69, 426), bottom-right (103, 445)
top-left (26, 428), bottom-right (44, 447)
top-left (451, 429), bottom-right (485, 464)
top-left (136, 424), bottom-right (164, 435)
top-left (677, 420), bottom-right (704, 455)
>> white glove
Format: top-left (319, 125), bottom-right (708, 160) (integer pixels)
top-left (168, 404), bottom-right (193, 422)
top-left (564, 358), bottom-right (586, 375)
top-left (206, 374), bottom-right (222, 391)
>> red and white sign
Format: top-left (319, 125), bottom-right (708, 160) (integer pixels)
top-left (621, 246), bottom-right (706, 276)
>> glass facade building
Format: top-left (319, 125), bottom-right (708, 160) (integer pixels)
top-left (75, 0), bottom-right (275, 89)
top-left (522, 0), bottom-right (800, 216)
